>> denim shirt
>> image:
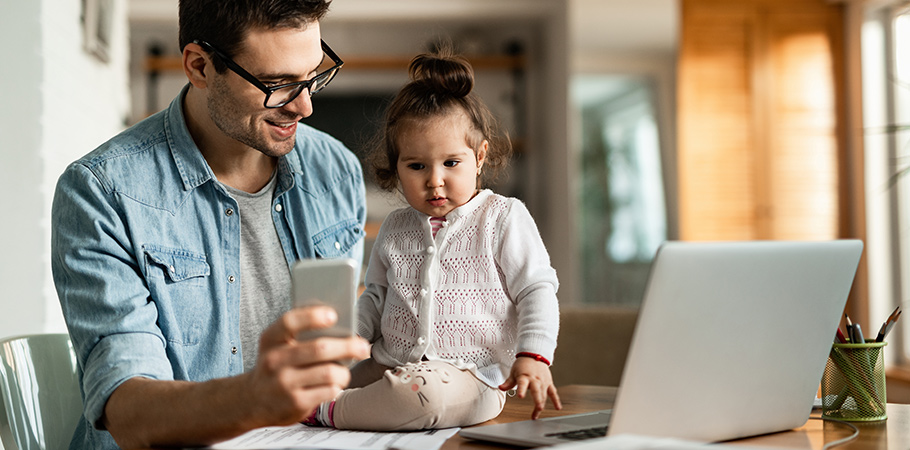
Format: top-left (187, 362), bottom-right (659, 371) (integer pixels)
top-left (51, 86), bottom-right (366, 450)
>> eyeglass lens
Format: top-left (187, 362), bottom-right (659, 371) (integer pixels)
top-left (265, 54), bottom-right (341, 108)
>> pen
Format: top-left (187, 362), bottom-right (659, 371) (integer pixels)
top-left (835, 328), bottom-right (847, 344)
top-left (876, 324), bottom-right (888, 343)
top-left (852, 323), bottom-right (865, 344)
top-left (877, 307), bottom-right (902, 342)
top-left (845, 314), bottom-right (855, 342)
top-left (890, 309), bottom-right (902, 334)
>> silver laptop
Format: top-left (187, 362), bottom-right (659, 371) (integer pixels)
top-left (459, 240), bottom-right (863, 447)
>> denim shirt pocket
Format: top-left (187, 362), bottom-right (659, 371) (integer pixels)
top-left (312, 218), bottom-right (365, 258)
top-left (142, 245), bottom-right (211, 345)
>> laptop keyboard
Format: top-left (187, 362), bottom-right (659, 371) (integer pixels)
top-left (545, 425), bottom-right (608, 441)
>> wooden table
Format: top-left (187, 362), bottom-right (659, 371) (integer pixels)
top-left (447, 385), bottom-right (910, 449)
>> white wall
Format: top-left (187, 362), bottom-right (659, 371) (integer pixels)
top-left (0, 0), bottom-right (130, 338)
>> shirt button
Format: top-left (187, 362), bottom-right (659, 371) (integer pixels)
top-left (427, 246), bottom-right (436, 255)
top-left (274, 204), bottom-right (282, 212)
top-left (169, 265), bottom-right (176, 273)
top-left (231, 346), bottom-right (238, 354)
top-left (334, 241), bottom-right (341, 250)
top-left (228, 275), bottom-right (235, 283)
top-left (225, 208), bottom-right (234, 216)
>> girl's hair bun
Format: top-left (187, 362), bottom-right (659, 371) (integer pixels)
top-left (408, 51), bottom-right (474, 99)
top-left (369, 44), bottom-right (511, 192)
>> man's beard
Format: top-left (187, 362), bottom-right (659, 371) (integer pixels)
top-left (207, 76), bottom-right (297, 157)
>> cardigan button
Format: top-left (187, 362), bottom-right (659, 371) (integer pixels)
top-left (427, 246), bottom-right (436, 255)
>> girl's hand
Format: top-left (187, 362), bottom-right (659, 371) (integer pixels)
top-left (498, 357), bottom-right (562, 419)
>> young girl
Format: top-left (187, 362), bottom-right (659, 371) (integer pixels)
top-left (305, 49), bottom-right (561, 430)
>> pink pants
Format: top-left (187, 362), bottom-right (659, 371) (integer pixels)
top-left (332, 358), bottom-right (507, 430)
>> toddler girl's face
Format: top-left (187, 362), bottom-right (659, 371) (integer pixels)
top-left (395, 113), bottom-right (487, 218)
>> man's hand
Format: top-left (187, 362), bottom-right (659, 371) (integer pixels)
top-left (244, 305), bottom-right (371, 426)
top-left (498, 357), bottom-right (562, 420)
top-left (103, 305), bottom-right (369, 449)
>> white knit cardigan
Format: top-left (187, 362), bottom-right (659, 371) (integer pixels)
top-left (357, 190), bottom-right (560, 387)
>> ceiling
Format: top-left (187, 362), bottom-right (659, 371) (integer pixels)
top-left (127, 0), bottom-right (678, 54)
top-left (570, 0), bottom-right (677, 55)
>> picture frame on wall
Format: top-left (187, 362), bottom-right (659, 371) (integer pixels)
top-left (82, 0), bottom-right (113, 62)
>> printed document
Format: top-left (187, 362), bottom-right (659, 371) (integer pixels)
top-left (209, 424), bottom-right (459, 450)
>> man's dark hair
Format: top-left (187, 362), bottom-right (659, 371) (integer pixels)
top-left (178, 0), bottom-right (331, 72)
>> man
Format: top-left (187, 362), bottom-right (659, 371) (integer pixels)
top-left (50, 1), bottom-right (369, 449)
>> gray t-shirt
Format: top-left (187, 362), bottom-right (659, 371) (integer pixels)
top-left (222, 173), bottom-right (291, 371)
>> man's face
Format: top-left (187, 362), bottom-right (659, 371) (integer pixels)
top-left (206, 24), bottom-right (323, 157)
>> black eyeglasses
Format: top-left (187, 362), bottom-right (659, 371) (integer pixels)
top-left (194, 39), bottom-right (343, 108)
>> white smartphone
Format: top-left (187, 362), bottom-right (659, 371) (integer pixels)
top-left (291, 257), bottom-right (358, 339)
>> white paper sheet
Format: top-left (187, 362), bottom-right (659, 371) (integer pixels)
top-left (209, 424), bottom-right (460, 450)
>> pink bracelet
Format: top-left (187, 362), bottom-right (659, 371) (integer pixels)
top-left (516, 352), bottom-right (551, 366)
